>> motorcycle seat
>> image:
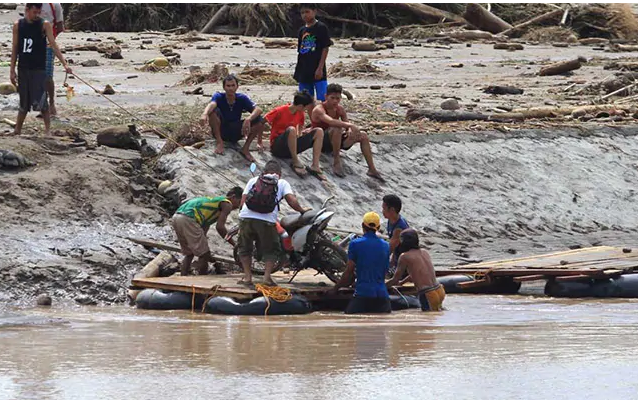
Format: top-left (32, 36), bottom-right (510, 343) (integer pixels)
top-left (280, 209), bottom-right (320, 233)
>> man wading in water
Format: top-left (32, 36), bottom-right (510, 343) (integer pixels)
top-left (386, 228), bottom-right (445, 311)
top-left (328, 212), bottom-right (392, 314)
top-left (10, 3), bottom-right (71, 135)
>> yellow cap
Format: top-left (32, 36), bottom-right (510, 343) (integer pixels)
top-left (362, 212), bottom-right (381, 231)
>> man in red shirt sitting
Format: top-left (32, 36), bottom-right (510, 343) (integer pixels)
top-left (265, 90), bottom-right (326, 181)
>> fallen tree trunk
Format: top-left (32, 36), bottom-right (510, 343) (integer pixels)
top-left (463, 3), bottom-right (512, 34)
top-left (318, 12), bottom-right (387, 33)
top-left (127, 237), bottom-right (236, 264)
top-left (539, 57), bottom-right (586, 76)
top-left (499, 8), bottom-right (564, 37)
top-left (384, 3), bottom-right (465, 23)
top-left (441, 30), bottom-right (494, 41)
top-left (352, 40), bottom-right (382, 51)
top-left (127, 251), bottom-right (176, 304)
top-left (406, 109), bottom-right (489, 122)
top-left (201, 4), bottom-right (230, 34)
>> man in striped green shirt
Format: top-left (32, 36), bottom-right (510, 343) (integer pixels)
top-left (171, 187), bottom-right (243, 276)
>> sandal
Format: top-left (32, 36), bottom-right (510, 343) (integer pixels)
top-left (290, 162), bottom-right (307, 178)
top-left (306, 166), bottom-right (327, 181)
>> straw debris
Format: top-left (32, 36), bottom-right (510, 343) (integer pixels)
top-left (328, 57), bottom-right (391, 79)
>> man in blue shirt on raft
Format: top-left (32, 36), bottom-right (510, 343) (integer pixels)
top-left (328, 212), bottom-right (391, 314)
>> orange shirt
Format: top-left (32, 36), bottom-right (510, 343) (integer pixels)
top-left (265, 104), bottom-right (305, 145)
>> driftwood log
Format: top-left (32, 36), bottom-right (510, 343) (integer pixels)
top-left (494, 43), bottom-right (524, 50)
top-left (406, 109), bottom-right (489, 122)
top-left (463, 3), bottom-right (513, 34)
top-left (385, 3), bottom-right (465, 24)
top-left (352, 40), bottom-right (382, 51)
top-left (201, 4), bottom-right (230, 34)
top-left (442, 30), bottom-right (494, 41)
top-left (539, 57), bottom-right (587, 76)
top-left (499, 8), bottom-right (564, 37)
top-left (127, 251), bottom-right (176, 304)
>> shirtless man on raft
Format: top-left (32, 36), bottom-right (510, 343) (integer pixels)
top-left (311, 83), bottom-right (383, 181)
top-left (385, 228), bottom-right (445, 311)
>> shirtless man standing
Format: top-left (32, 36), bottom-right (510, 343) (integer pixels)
top-left (311, 83), bottom-right (383, 181)
top-left (385, 228), bottom-right (445, 311)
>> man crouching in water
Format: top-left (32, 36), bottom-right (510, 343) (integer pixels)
top-left (386, 228), bottom-right (445, 311)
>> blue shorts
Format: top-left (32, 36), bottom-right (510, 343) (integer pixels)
top-left (298, 80), bottom-right (328, 101)
top-left (45, 47), bottom-right (54, 78)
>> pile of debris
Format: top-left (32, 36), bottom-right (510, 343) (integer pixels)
top-left (178, 64), bottom-right (229, 86)
top-left (158, 124), bottom-right (209, 156)
top-left (328, 57), bottom-right (390, 79)
top-left (236, 66), bottom-right (296, 86)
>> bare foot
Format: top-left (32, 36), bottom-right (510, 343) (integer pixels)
top-left (240, 149), bottom-right (255, 163)
top-left (367, 170), bottom-right (385, 183)
top-left (215, 143), bottom-right (224, 154)
top-left (262, 279), bottom-right (278, 286)
top-left (50, 104), bottom-right (57, 116)
top-left (333, 163), bottom-right (346, 178)
top-left (237, 278), bottom-right (253, 286)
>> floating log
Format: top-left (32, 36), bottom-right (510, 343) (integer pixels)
top-left (500, 8), bottom-right (564, 37)
top-left (127, 251), bottom-right (176, 304)
top-left (406, 109), bottom-right (489, 122)
top-left (463, 3), bottom-right (513, 34)
top-left (539, 56), bottom-right (587, 76)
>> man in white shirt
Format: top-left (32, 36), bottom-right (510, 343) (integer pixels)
top-left (40, 3), bottom-right (64, 117)
top-left (237, 159), bottom-right (306, 286)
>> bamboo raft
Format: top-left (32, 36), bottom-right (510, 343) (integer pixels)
top-left (130, 238), bottom-right (638, 299)
top-left (132, 270), bottom-right (417, 301)
top-left (436, 246), bottom-right (638, 289)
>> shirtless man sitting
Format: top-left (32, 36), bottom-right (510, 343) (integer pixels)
top-left (311, 83), bottom-right (383, 181)
top-left (385, 228), bottom-right (445, 311)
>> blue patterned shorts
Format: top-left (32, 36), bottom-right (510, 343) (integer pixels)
top-left (45, 47), bottom-right (54, 78)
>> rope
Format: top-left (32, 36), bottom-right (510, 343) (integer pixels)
top-left (68, 72), bottom-right (239, 188)
top-left (392, 286), bottom-right (408, 306)
top-left (255, 283), bottom-right (292, 316)
top-left (473, 268), bottom-right (493, 281)
top-left (201, 284), bottom-right (220, 313)
top-left (191, 285), bottom-right (196, 313)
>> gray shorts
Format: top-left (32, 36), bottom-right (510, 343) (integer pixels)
top-left (18, 69), bottom-right (48, 113)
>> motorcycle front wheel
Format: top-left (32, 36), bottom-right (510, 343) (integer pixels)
top-left (312, 238), bottom-right (348, 283)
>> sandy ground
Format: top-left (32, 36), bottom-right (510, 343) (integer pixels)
top-left (2, 10), bottom-right (638, 304)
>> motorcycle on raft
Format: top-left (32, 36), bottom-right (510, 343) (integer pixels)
top-left (227, 164), bottom-right (348, 283)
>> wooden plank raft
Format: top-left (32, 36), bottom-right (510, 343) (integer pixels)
top-left (133, 270), bottom-right (417, 301)
top-left (437, 246), bottom-right (638, 284)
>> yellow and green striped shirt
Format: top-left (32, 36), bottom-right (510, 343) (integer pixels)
top-left (176, 196), bottom-right (231, 229)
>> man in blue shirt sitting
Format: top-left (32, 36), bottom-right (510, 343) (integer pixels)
top-left (329, 212), bottom-right (391, 314)
top-left (200, 74), bottom-right (266, 162)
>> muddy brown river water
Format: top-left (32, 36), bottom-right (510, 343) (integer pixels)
top-left (2, 295), bottom-right (638, 400)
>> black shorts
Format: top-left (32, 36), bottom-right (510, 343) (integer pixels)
top-left (322, 127), bottom-right (355, 153)
top-left (271, 127), bottom-right (321, 159)
top-left (214, 109), bottom-right (264, 143)
top-left (18, 69), bottom-right (48, 113)
top-left (344, 296), bottom-right (392, 314)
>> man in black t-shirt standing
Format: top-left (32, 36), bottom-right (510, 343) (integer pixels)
top-left (10, 3), bottom-right (71, 135)
top-left (293, 4), bottom-right (331, 102)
